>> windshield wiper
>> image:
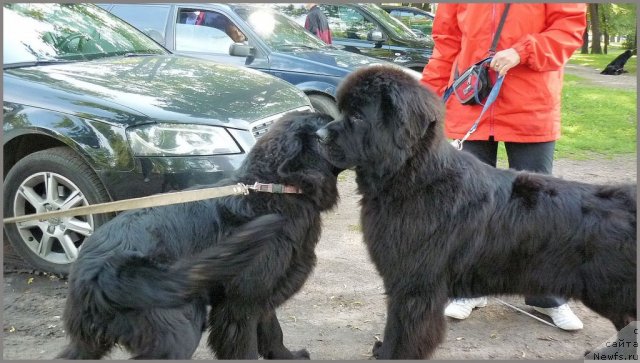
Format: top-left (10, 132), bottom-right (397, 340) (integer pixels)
top-left (278, 43), bottom-right (321, 50)
top-left (123, 52), bottom-right (158, 57)
top-left (3, 59), bottom-right (77, 69)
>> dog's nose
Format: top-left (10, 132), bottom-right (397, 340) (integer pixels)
top-left (315, 127), bottom-right (330, 144)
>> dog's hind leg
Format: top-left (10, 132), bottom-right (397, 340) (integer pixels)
top-left (126, 304), bottom-right (206, 359)
top-left (257, 309), bottom-right (310, 359)
top-left (372, 291), bottom-right (447, 359)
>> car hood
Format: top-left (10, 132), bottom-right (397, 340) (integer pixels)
top-left (268, 47), bottom-right (387, 76)
top-left (4, 55), bottom-right (310, 128)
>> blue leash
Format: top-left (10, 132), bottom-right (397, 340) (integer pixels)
top-left (442, 72), bottom-right (505, 150)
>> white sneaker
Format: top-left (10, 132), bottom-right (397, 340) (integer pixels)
top-left (444, 297), bottom-right (488, 319)
top-left (533, 304), bottom-right (584, 331)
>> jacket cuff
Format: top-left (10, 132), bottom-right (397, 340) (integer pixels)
top-left (512, 37), bottom-right (532, 66)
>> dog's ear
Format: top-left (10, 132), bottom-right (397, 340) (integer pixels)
top-left (276, 120), bottom-right (334, 198)
top-left (277, 135), bottom-right (337, 208)
top-left (379, 76), bottom-right (444, 149)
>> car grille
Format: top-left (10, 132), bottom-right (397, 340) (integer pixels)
top-left (250, 106), bottom-right (311, 139)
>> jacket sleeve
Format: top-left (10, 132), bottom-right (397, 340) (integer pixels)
top-left (511, 3), bottom-right (587, 72)
top-left (421, 4), bottom-right (462, 96)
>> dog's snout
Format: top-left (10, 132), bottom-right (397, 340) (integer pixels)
top-left (315, 127), bottom-right (331, 144)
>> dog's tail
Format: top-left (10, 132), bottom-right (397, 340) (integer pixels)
top-left (84, 214), bottom-right (284, 310)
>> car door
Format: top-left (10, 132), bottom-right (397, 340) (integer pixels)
top-left (320, 4), bottom-right (394, 62)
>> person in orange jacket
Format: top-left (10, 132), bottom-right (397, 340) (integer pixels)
top-left (421, 3), bottom-right (587, 331)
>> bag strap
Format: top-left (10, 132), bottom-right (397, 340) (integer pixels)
top-left (490, 3), bottom-right (511, 55)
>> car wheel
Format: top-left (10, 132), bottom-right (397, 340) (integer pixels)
top-left (3, 147), bottom-right (112, 275)
top-left (308, 94), bottom-right (340, 119)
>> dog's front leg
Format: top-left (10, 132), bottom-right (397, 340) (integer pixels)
top-left (373, 291), bottom-right (447, 359)
top-left (257, 309), bottom-right (310, 359)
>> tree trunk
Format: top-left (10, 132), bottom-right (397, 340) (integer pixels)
top-left (600, 5), bottom-right (609, 54)
top-left (581, 10), bottom-right (589, 54)
top-left (589, 3), bottom-right (602, 54)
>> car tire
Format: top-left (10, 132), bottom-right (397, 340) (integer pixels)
top-left (308, 94), bottom-right (340, 119)
top-left (3, 146), bottom-right (112, 275)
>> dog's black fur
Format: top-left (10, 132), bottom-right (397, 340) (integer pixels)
top-left (57, 111), bottom-right (341, 360)
top-left (601, 49), bottom-right (634, 75)
top-left (316, 65), bottom-right (637, 359)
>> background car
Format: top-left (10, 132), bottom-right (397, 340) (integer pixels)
top-left (380, 5), bottom-right (435, 39)
top-left (3, 3), bottom-right (311, 274)
top-left (311, 3), bottom-right (433, 72)
top-left (99, 3), bottom-right (394, 118)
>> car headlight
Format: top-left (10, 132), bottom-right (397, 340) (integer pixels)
top-left (127, 123), bottom-right (241, 156)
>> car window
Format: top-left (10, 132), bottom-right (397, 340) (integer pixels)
top-left (359, 4), bottom-right (419, 41)
top-left (175, 8), bottom-right (247, 54)
top-left (388, 9), bottom-right (433, 37)
top-left (3, 3), bottom-right (166, 65)
top-left (322, 5), bottom-right (377, 40)
top-left (233, 7), bottom-right (326, 51)
top-left (109, 4), bottom-right (170, 44)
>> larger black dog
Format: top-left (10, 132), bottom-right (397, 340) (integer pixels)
top-left (57, 111), bottom-right (341, 359)
top-left (316, 65), bottom-right (636, 359)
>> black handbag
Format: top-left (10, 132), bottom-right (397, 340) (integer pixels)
top-left (448, 4), bottom-right (510, 106)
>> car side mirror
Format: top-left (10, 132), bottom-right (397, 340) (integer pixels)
top-left (368, 30), bottom-right (384, 42)
top-left (144, 30), bottom-right (165, 44)
top-left (229, 43), bottom-right (254, 58)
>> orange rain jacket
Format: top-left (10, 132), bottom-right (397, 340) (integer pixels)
top-left (421, 3), bottom-right (587, 142)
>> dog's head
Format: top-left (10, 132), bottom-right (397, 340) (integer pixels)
top-left (316, 65), bottom-right (445, 177)
top-left (242, 110), bottom-right (342, 210)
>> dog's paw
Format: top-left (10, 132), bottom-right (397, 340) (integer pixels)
top-left (292, 349), bottom-right (311, 360)
top-left (371, 340), bottom-right (383, 359)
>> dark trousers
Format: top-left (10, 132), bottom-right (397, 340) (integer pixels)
top-left (462, 138), bottom-right (565, 308)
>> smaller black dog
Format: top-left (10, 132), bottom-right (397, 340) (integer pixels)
top-left (601, 49), bottom-right (634, 75)
top-left (57, 111), bottom-right (341, 360)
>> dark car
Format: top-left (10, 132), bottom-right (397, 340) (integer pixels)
top-left (317, 3), bottom-right (433, 72)
top-left (3, 3), bottom-right (312, 274)
top-left (380, 5), bottom-right (435, 39)
top-left (99, 3), bottom-right (403, 118)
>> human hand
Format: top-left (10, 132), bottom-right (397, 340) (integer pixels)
top-left (490, 48), bottom-right (520, 77)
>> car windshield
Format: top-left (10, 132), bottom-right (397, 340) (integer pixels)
top-left (233, 7), bottom-right (327, 51)
top-left (360, 3), bottom-right (419, 41)
top-left (3, 3), bottom-right (167, 66)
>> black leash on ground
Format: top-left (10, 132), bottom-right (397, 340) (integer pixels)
top-left (3, 182), bottom-right (302, 225)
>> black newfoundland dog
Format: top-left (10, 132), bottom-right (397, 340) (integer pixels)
top-left (601, 49), bottom-right (633, 75)
top-left (316, 65), bottom-right (636, 359)
top-left (57, 111), bottom-right (341, 360)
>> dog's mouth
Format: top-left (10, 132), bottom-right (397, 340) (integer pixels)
top-left (320, 146), bottom-right (356, 170)
top-left (315, 125), bottom-right (360, 170)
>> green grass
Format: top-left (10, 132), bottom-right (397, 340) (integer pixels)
top-left (569, 46), bottom-right (637, 75)
top-left (497, 72), bottom-right (636, 163)
top-left (557, 73), bottom-right (636, 159)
